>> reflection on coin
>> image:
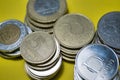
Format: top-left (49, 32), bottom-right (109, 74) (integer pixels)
top-left (98, 11), bottom-right (120, 49)
top-left (21, 31), bottom-right (56, 64)
top-left (54, 14), bottom-right (95, 49)
top-left (0, 20), bottom-right (27, 52)
top-left (76, 44), bottom-right (119, 80)
top-left (27, 0), bottom-right (67, 23)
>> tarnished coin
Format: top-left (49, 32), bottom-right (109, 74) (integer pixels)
top-left (98, 11), bottom-right (120, 49)
top-left (27, 0), bottom-right (67, 23)
top-left (0, 20), bottom-right (27, 52)
top-left (54, 14), bottom-right (95, 49)
top-left (76, 44), bottom-right (119, 80)
top-left (20, 31), bottom-right (56, 64)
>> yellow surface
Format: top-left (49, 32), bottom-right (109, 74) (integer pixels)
top-left (0, 0), bottom-right (120, 80)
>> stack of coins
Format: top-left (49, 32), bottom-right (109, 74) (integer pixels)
top-left (20, 31), bottom-right (61, 80)
top-left (54, 14), bottom-right (95, 62)
top-left (74, 44), bottom-right (120, 80)
top-left (94, 12), bottom-right (120, 59)
top-left (0, 20), bottom-right (32, 59)
top-left (25, 0), bottom-right (67, 34)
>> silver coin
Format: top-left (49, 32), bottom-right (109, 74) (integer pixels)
top-left (76, 44), bottom-right (119, 80)
top-left (21, 31), bottom-right (56, 64)
top-left (0, 20), bottom-right (27, 52)
top-left (54, 14), bottom-right (95, 49)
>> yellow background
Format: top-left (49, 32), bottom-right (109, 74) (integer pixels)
top-left (0, 0), bottom-right (120, 80)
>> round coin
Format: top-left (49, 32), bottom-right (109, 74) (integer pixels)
top-left (27, 0), bottom-right (67, 23)
top-left (54, 14), bottom-right (95, 49)
top-left (76, 44), bottom-right (119, 80)
top-left (20, 31), bottom-right (56, 64)
top-left (98, 11), bottom-right (120, 49)
top-left (0, 20), bottom-right (27, 52)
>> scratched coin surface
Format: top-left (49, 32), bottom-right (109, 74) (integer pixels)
top-left (54, 14), bottom-right (95, 49)
top-left (27, 0), bottom-right (67, 23)
top-left (76, 44), bottom-right (119, 80)
top-left (20, 31), bottom-right (56, 64)
top-left (98, 12), bottom-right (120, 49)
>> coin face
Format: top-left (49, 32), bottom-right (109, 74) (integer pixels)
top-left (76, 44), bottom-right (119, 80)
top-left (0, 24), bottom-right (20, 45)
top-left (54, 14), bottom-right (95, 49)
top-left (34, 0), bottom-right (59, 16)
top-left (20, 31), bottom-right (56, 64)
top-left (27, 0), bottom-right (67, 23)
top-left (0, 20), bottom-right (27, 52)
top-left (98, 12), bottom-right (120, 49)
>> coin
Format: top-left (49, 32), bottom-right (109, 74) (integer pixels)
top-left (25, 56), bottom-right (62, 79)
top-left (27, 15), bottom-right (54, 28)
top-left (20, 31), bottom-right (56, 64)
top-left (98, 11), bottom-right (120, 49)
top-left (0, 20), bottom-right (27, 52)
top-left (76, 44), bottom-right (119, 80)
top-left (54, 14), bottom-right (95, 49)
top-left (25, 17), bottom-right (53, 34)
top-left (27, 0), bottom-right (67, 23)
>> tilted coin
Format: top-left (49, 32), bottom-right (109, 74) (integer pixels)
top-left (0, 20), bottom-right (28, 52)
top-left (20, 31), bottom-right (56, 64)
top-left (27, 0), bottom-right (67, 23)
top-left (54, 14), bottom-right (95, 49)
top-left (98, 11), bottom-right (120, 49)
top-left (76, 44), bottom-right (119, 80)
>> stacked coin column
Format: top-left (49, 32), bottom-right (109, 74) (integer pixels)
top-left (54, 14), bottom-right (95, 62)
top-left (0, 20), bottom-right (32, 59)
top-left (25, 0), bottom-right (67, 34)
top-left (74, 44), bottom-right (120, 80)
top-left (94, 12), bottom-right (120, 59)
top-left (20, 31), bottom-right (61, 80)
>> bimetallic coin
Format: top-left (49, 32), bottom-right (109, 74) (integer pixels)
top-left (54, 14), bottom-right (95, 49)
top-left (0, 20), bottom-right (27, 52)
top-left (98, 11), bottom-right (120, 49)
top-left (27, 0), bottom-right (67, 23)
top-left (76, 44), bottom-right (119, 80)
top-left (21, 31), bottom-right (56, 64)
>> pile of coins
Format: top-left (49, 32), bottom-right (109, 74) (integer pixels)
top-left (25, 0), bottom-right (67, 34)
top-left (54, 14), bottom-right (95, 62)
top-left (94, 12), bottom-right (120, 59)
top-left (74, 44), bottom-right (120, 80)
top-left (20, 31), bottom-right (61, 80)
top-left (0, 20), bottom-right (32, 59)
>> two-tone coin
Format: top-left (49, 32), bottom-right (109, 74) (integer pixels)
top-left (20, 31), bottom-right (62, 80)
top-left (54, 13), bottom-right (95, 62)
top-left (25, 0), bottom-right (67, 34)
top-left (0, 20), bottom-right (32, 58)
top-left (74, 44), bottom-right (119, 80)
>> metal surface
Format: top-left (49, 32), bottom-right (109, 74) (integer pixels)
top-left (54, 14), bottom-right (95, 49)
top-left (0, 20), bottom-right (27, 52)
top-left (76, 44), bottom-right (119, 80)
top-left (27, 0), bottom-right (67, 23)
top-left (98, 11), bottom-right (120, 49)
top-left (21, 31), bottom-right (56, 64)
